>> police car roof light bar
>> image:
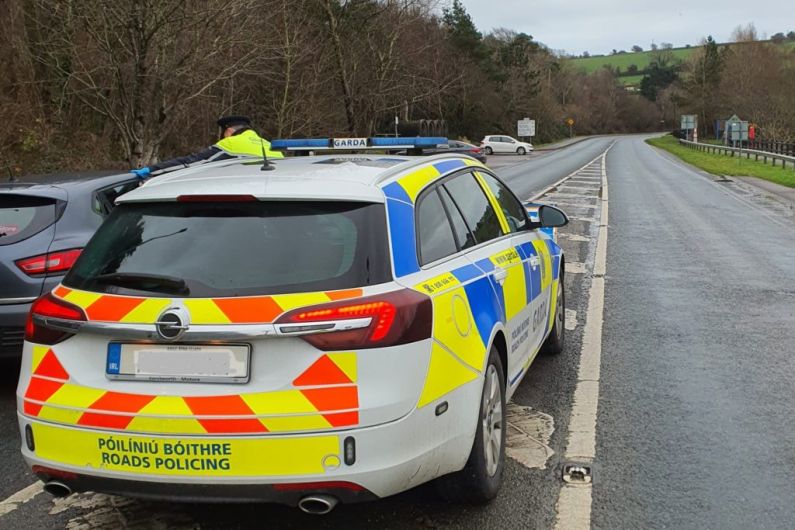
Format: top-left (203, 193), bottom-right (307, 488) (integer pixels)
top-left (270, 137), bottom-right (448, 152)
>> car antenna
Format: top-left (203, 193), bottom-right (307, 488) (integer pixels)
top-left (260, 139), bottom-right (275, 171)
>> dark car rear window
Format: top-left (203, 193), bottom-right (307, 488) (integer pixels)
top-left (64, 201), bottom-right (392, 297)
top-left (0, 194), bottom-right (59, 246)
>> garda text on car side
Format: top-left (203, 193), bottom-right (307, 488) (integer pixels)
top-left (17, 137), bottom-right (568, 514)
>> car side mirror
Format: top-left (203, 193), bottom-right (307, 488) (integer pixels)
top-left (537, 205), bottom-right (568, 228)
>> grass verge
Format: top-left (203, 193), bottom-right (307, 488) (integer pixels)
top-left (645, 134), bottom-right (795, 188)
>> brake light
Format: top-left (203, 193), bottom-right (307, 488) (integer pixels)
top-left (16, 249), bottom-right (82, 276)
top-left (276, 289), bottom-right (431, 350)
top-left (177, 195), bottom-right (257, 202)
top-left (25, 292), bottom-right (86, 345)
top-left (470, 147), bottom-right (482, 154)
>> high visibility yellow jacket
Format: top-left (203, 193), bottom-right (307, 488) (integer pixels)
top-left (148, 128), bottom-right (283, 174)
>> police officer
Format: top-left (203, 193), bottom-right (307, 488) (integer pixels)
top-left (130, 116), bottom-right (283, 179)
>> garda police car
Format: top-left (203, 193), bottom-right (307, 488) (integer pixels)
top-left (18, 137), bottom-right (568, 513)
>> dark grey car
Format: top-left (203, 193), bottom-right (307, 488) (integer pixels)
top-left (0, 172), bottom-right (138, 357)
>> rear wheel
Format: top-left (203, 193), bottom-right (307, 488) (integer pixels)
top-left (517, 147), bottom-right (526, 155)
top-left (484, 146), bottom-right (493, 155)
top-left (541, 276), bottom-right (565, 355)
top-left (436, 346), bottom-right (505, 503)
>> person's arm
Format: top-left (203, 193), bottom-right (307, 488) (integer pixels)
top-left (147, 145), bottom-right (223, 174)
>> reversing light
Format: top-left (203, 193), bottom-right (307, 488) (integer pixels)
top-left (15, 249), bottom-right (82, 276)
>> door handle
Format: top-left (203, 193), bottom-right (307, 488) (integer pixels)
top-left (494, 266), bottom-right (508, 285)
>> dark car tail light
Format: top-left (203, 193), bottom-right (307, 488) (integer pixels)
top-left (25, 293), bottom-right (86, 345)
top-left (16, 248), bottom-right (82, 276)
top-left (470, 147), bottom-right (482, 154)
top-left (276, 289), bottom-right (432, 350)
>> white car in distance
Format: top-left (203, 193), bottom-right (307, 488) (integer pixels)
top-left (481, 135), bottom-right (534, 155)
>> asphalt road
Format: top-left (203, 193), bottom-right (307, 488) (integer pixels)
top-left (592, 136), bottom-right (795, 529)
top-left (1, 135), bottom-right (793, 528)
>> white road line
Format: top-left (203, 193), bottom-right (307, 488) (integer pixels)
top-left (0, 481), bottom-right (44, 517)
top-left (527, 153), bottom-right (610, 202)
top-left (554, 142), bottom-right (614, 530)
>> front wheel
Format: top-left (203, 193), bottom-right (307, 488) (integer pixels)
top-left (517, 147), bottom-right (526, 155)
top-left (541, 276), bottom-right (565, 355)
top-left (436, 346), bottom-right (505, 503)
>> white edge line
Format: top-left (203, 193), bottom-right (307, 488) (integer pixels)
top-left (553, 141), bottom-right (614, 530)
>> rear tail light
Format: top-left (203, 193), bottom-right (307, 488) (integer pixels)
top-left (25, 292), bottom-right (86, 345)
top-left (16, 248), bottom-right (82, 276)
top-left (470, 147), bottom-right (482, 154)
top-left (275, 288), bottom-right (431, 350)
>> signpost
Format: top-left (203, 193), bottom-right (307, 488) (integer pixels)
top-left (517, 118), bottom-right (536, 139)
top-left (566, 118), bottom-right (575, 138)
top-left (681, 114), bottom-right (697, 142)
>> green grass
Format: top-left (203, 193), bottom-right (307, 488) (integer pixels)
top-left (618, 74), bottom-right (644, 86)
top-left (569, 47), bottom-right (695, 74)
top-left (646, 134), bottom-right (795, 188)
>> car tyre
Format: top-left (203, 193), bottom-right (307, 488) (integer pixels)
top-left (435, 346), bottom-right (505, 504)
top-left (517, 147), bottom-right (526, 155)
top-left (541, 274), bottom-right (565, 355)
top-left (484, 146), bottom-right (493, 155)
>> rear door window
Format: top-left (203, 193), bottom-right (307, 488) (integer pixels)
top-left (443, 172), bottom-right (504, 245)
top-left (416, 188), bottom-right (459, 265)
top-left (0, 194), bottom-right (58, 246)
top-left (65, 201), bottom-right (391, 297)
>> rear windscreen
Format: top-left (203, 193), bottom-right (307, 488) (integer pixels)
top-left (64, 201), bottom-right (391, 297)
top-left (0, 194), bottom-right (58, 246)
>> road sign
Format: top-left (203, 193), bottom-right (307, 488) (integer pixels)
top-left (680, 115), bottom-right (697, 130)
top-left (517, 118), bottom-right (536, 137)
top-left (566, 118), bottom-right (575, 126)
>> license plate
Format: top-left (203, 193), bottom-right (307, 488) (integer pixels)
top-left (106, 343), bottom-right (250, 384)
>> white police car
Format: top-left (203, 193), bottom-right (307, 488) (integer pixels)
top-left (18, 137), bottom-right (567, 513)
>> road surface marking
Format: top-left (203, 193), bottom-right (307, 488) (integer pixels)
top-left (558, 233), bottom-right (590, 242)
top-left (0, 481), bottom-right (43, 517)
top-left (565, 309), bottom-right (578, 331)
top-left (566, 262), bottom-right (588, 274)
top-left (554, 142), bottom-right (613, 530)
top-left (527, 153), bottom-right (608, 202)
top-left (506, 402), bottom-right (555, 469)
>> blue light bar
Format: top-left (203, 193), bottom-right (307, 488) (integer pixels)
top-left (270, 137), bottom-right (448, 151)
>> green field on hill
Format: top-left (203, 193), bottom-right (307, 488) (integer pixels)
top-left (569, 41), bottom-right (795, 86)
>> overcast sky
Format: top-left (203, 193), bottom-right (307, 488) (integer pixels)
top-left (458, 0), bottom-right (788, 55)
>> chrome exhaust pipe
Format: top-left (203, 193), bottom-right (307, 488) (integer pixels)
top-left (43, 481), bottom-right (72, 498)
top-left (298, 494), bottom-right (338, 515)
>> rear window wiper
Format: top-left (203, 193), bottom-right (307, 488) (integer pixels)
top-left (93, 273), bottom-right (190, 295)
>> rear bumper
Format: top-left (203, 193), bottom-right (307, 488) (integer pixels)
top-left (0, 302), bottom-right (29, 357)
top-left (19, 377), bottom-right (481, 504)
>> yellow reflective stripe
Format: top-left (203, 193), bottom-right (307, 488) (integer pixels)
top-left (398, 165), bottom-right (441, 203)
top-left (37, 405), bottom-right (84, 425)
top-left (489, 248), bottom-right (525, 320)
top-left (417, 342), bottom-right (479, 408)
top-left (547, 278), bottom-right (559, 331)
top-left (271, 292), bottom-right (331, 312)
top-left (182, 299), bottom-right (231, 325)
top-left (261, 415), bottom-right (332, 432)
top-left (32, 423), bottom-right (338, 477)
top-left (62, 290), bottom-right (102, 310)
top-left (120, 298), bottom-right (172, 323)
top-left (414, 272), bottom-right (461, 296)
top-left (126, 416), bottom-right (207, 434)
top-left (474, 171), bottom-right (510, 234)
top-left (44, 383), bottom-right (105, 409)
top-left (428, 286), bottom-right (487, 371)
top-left (31, 345), bottom-right (50, 372)
top-left (327, 352), bottom-right (357, 383)
top-left (532, 240), bottom-right (553, 290)
top-left (240, 390), bottom-right (318, 415)
top-left (463, 158), bottom-right (484, 168)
